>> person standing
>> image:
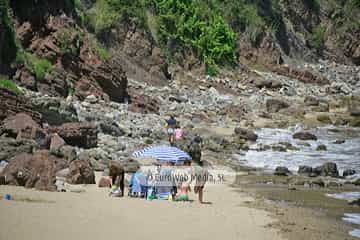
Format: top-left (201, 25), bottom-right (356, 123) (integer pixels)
top-left (166, 115), bottom-right (177, 145)
top-left (194, 160), bottom-right (208, 204)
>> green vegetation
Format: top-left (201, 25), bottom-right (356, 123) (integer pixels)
top-left (16, 50), bottom-right (53, 81)
top-left (312, 25), bottom-right (326, 51)
top-left (0, 0), bottom-right (17, 67)
top-left (85, 0), bottom-right (146, 36)
top-left (0, 78), bottom-right (22, 95)
top-left (57, 28), bottom-right (84, 56)
top-left (94, 43), bottom-right (110, 61)
top-left (150, 0), bottom-right (237, 75)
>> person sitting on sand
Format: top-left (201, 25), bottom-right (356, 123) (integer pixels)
top-left (173, 160), bottom-right (192, 201)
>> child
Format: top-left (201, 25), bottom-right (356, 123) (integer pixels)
top-left (174, 123), bottom-right (183, 141)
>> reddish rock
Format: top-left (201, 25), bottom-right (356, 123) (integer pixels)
top-left (98, 177), bottom-right (112, 188)
top-left (0, 87), bottom-right (42, 123)
top-left (128, 93), bottom-right (160, 114)
top-left (1, 150), bottom-right (67, 191)
top-left (48, 123), bottom-right (97, 149)
top-left (67, 158), bottom-right (95, 184)
top-left (1, 113), bottom-right (45, 141)
top-left (273, 66), bottom-right (329, 85)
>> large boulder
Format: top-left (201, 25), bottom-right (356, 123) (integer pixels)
top-left (1, 150), bottom-right (67, 191)
top-left (298, 165), bottom-right (314, 177)
top-left (1, 113), bottom-right (43, 139)
top-left (0, 137), bottom-right (37, 162)
top-left (234, 128), bottom-right (258, 142)
top-left (274, 166), bottom-right (291, 176)
top-left (266, 99), bottom-right (290, 113)
top-left (67, 158), bottom-right (95, 184)
top-left (98, 177), bottom-right (112, 188)
top-left (314, 162), bottom-right (339, 178)
top-left (343, 169), bottom-right (357, 177)
top-left (293, 131), bottom-right (317, 141)
top-left (48, 122), bottom-right (98, 149)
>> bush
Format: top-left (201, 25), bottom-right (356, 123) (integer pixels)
top-left (15, 50), bottom-right (53, 81)
top-left (94, 44), bottom-right (110, 61)
top-left (34, 59), bottom-right (53, 80)
top-left (0, 78), bottom-right (22, 95)
top-left (312, 25), bottom-right (326, 51)
top-left (57, 28), bottom-right (84, 55)
top-left (85, 0), bottom-right (146, 36)
top-left (0, 0), bottom-right (17, 66)
top-left (151, 0), bottom-right (237, 75)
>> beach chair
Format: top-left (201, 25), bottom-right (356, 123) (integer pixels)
top-left (128, 171), bottom-right (147, 198)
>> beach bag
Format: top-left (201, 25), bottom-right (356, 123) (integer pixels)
top-left (109, 185), bottom-right (123, 197)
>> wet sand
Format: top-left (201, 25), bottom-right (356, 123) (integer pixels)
top-left (0, 173), bottom-right (282, 240)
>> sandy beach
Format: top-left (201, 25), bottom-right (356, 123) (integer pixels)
top-left (0, 173), bottom-right (282, 240)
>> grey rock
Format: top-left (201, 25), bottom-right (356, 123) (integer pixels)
top-left (266, 99), bottom-right (290, 113)
top-left (274, 166), bottom-right (291, 176)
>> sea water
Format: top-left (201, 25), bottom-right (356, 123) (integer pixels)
top-left (240, 126), bottom-right (360, 173)
top-left (240, 126), bottom-right (360, 238)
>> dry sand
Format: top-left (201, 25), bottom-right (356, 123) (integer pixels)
top-left (0, 173), bottom-right (282, 240)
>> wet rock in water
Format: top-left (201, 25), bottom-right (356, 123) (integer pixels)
top-left (234, 128), bottom-right (258, 142)
top-left (67, 158), bottom-right (95, 184)
top-left (98, 177), bottom-right (112, 188)
top-left (1, 150), bottom-right (67, 191)
top-left (333, 139), bottom-right (345, 144)
top-left (314, 162), bottom-right (339, 178)
top-left (349, 199), bottom-right (360, 206)
top-left (354, 179), bottom-right (360, 186)
top-left (343, 169), bottom-right (357, 177)
top-left (316, 144), bottom-right (327, 151)
top-left (316, 114), bottom-right (332, 124)
top-left (0, 137), bottom-right (37, 162)
top-left (274, 167), bottom-right (291, 176)
top-left (48, 122), bottom-right (98, 149)
top-left (292, 131), bottom-right (317, 141)
top-left (266, 99), bottom-right (290, 113)
top-left (298, 166), bottom-right (313, 176)
top-left (304, 96), bottom-right (319, 106)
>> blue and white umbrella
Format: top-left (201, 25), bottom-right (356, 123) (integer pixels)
top-left (132, 145), bottom-right (192, 163)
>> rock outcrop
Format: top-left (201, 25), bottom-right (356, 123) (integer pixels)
top-left (47, 123), bottom-right (98, 149)
top-left (67, 158), bottom-right (95, 184)
top-left (0, 87), bottom-right (42, 123)
top-left (1, 150), bottom-right (66, 191)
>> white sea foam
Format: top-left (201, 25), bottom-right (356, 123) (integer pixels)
top-left (326, 192), bottom-right (360, 202)
top-left (350, 229), bottom-right (360, 238)
top-left (239, 126), bottom-right (360, 173)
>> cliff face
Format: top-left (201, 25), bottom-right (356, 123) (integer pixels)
top-left (1, 0), bottom-right (128, 102)
top-left (0, 0), bottom-right (359, 92)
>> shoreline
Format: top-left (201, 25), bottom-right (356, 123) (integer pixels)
top-left (234, 173), bottom-right (360, 240)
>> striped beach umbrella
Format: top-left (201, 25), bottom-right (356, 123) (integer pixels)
top-left (132, 145), bottom-right (192, 163)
